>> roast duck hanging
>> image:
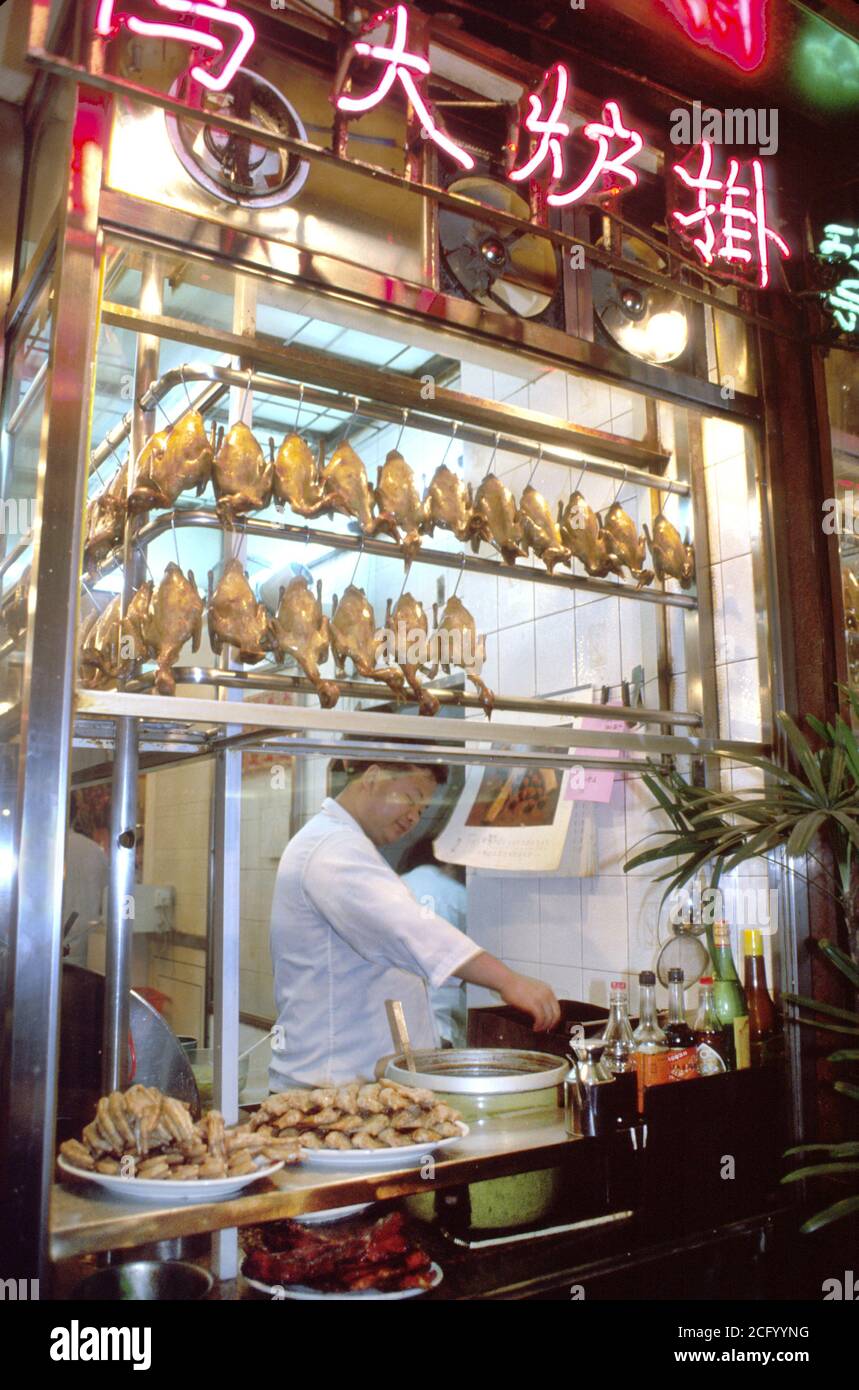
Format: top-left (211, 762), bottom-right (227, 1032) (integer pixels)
top-left (208, 558), bottom-right (270, 664)
top-left (272, 433), bottom-right (341, 519)
top-left (601, 502), bottom-right (654, 587)
top-left (471, 475), bottom-right (525, 565)
top-left (128, 411), bottom-right (213, 513)
top-left (516, 483), bottom-right (571, 574)
top-left (376, 450), bottom-right (426, 561)
top-left (213, 421), bottom-right (273, 526)
top-left (329, 584), bottom-right (405, 699)
top-left (383, 593), bottom-right (439, 716)
top-left (643, 514), bottom-right (695, 589)
top-left (427, 594), bottom-right (494, 716)
top-left (422, 464), bottom-right (480, 543)
top-left (269, 574), bottom-right (340, 709)
top-left (84, 462), bottom-right (131, 568)
top-left (558, 492), bottom-right (621, 578)
top-left (321, 443), bottom-right (400, 540)
top-left (125, 563), bottom-right (204, 697)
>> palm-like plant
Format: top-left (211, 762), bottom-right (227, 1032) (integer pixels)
top-left (624, 704), bottom-right (859, 1232)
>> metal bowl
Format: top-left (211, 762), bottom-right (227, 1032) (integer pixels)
top-left (386, 1048), bottom-right (568, 1094)
top-left (74, 1260), bottom-right (213, 1301)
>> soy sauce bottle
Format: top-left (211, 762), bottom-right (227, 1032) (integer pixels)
top-left (664, 967), bottom-right (698, 1083)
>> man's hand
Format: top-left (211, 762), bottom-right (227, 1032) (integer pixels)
top-left (500, 972), bottom-right (561, 1032)
top-left (453, 951), bottom-right (561, 1032)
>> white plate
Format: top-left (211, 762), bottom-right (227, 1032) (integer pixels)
top-left (243, 1261), bottom-right (443, 1300)
top-left (298, 1122), bottom-right (469, 1169)
top-left (293, 1203), bottom-right (373, 1225)
top-left (57, 1154), bottom-right (285, 1204)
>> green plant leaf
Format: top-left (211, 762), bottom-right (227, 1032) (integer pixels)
top-left (800, 1194), bottom-right (859, 1234)
top-left (833, 1080), bottom-right (859, 1102)
top-left (787, 812), bottom-right (827, 857)
top-left (828, 1050), bottom-right (859, 1062)
top-left (777, 712), bottom-right (828, 800)
top-left (782, 1162), bottom-right (859, 1183)
top-left (818, 939), bottom-right (859, 989)
top-left (785, 1141), bottom-right (859, 1157)
top-left (789, 1017), bottom-right (859, 1036)
top-left (783, 993), bottom-right (859, 1024)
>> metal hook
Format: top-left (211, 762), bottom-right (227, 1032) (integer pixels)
top-left (171, 510), bottom-right (182, 568)
top-left (452, 550), bottom-right (467, 598)
top-left (294, 382), bottom-right (305, 434)
top-left (156, 399), bottom-right (174, 429)
top-left (440, 420), bottom-right (460, 468)
top-left (572, 458), bottom-right (588, 496)
top-left (240, 367), bottom-right (254, 424)
top-left (395, 407), bottom-right (409, 454)
top-left (180, 364), bottom-right (193, 410)
top-left (527, 441), bottom-right (544, 487)
top-left (342, 395), bottom-right (360, 446)
top-left (349, 535), bottom-right (365, 587)
top-left (611, 465), bottom-right (629, 505)
top-left (481, 431), bottom-right (501, 482)
top-left (134, 540), bottom-right (156, 586)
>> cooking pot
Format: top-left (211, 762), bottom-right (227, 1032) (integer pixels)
top-left (386, 1049), bottom-right (567, 1233)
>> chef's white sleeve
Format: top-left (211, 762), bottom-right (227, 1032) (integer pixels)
top-left (301, 836), bottom-right (481, 988)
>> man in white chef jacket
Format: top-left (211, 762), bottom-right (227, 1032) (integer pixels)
top-left (269, 759), bottom-right (560, 1089)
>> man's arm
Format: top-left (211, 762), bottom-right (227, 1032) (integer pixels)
top-left (452, 951), bottom-right (561, 1032)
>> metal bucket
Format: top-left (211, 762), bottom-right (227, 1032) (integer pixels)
top-left (73, 1260), bottom-right (213, 1300)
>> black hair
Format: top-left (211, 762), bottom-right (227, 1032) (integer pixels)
top-left (334, 758), bottom-right (447, 786)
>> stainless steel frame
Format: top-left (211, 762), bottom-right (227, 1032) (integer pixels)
top-left (1, 88), bottom-right (107, 1283)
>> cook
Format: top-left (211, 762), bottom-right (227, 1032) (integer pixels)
top-left (269, 758), bottom-right (561, 1089)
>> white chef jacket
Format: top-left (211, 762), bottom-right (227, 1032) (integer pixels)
top-left (269, 797), bottom-right (480, 1088)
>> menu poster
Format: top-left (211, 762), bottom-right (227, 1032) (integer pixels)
top-left (433, 708), bottom-right (594, 874)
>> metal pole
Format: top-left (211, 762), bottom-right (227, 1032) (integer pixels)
top-left (0, 87), bottom-right (108, 1283)
top-left (101, 254), bottom-right (161, 1091)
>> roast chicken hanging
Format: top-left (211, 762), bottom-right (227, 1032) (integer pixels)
top-left (126, 563), bottom-right (204, 697)
top-left (422, 464), bottom-right (478, 543)
top-left (643, 514), bottom-right (695, 589)
top-left (601, 502), bottom-right (654, 587)
top-left (85, 462), bottom-right (130, 567)
top-left (517, 484), bottom-right (571, 574)
top-left (427, 594), bottom-right (494, 716)
top-left (272, 433), bottom-right (338, 519)
top-left (383, 593), bottom-right (439, 716)
top-left (321, 443), bottom-right (400, 540)
top-left (128, 411), bottom-right (213, 513)
top-left (375, 450), bottom-right (425, 561)
top-left (471, 475), bottom-right (525, 565)
top-left (558, 491), bottom-right (621, 578)
top-left (208, 558), bottom-right (270, 664)
top-left (269, 574), bottom-right (340, 709)
top-left (330, 584), bottom-right (405, 699)
top-left (213, 422), bottom-right (273, 525)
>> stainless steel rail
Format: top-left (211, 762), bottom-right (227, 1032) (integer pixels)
top-left (90, 507), bottom-right (697, 610)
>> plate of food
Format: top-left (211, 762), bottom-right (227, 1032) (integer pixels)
top-left (57, 1154), bottom-right (286, 1204)
top-left (242, 1211), bottom-right (442, 1299)
top-left (57, 1084), bottom-right (300, 1204)
top-left (251, 1080), bottom-right (468, 1169)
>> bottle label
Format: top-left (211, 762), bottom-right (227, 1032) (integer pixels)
top-left (667, 1047), bottom-right (699, 1082)
top-left (635, 1050), bottom-right (671, 1111)
top-left (733, 1016), bottom-right (751, 1070)
top-left (697, 1042), bottom-right (727, 1076)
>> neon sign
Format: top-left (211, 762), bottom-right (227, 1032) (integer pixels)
top-left (95, 0), bottom-right (255, 93)
top-left (658, 0), bottom-right (768, 74)
top-left (335, 4), bottom-right (474, 170)
top-left (672, 142), bottom-right (789, 289)
top-left (508, 63), bottom-right (643, 207)
top-left (818, 225), bottom-right (859, 335)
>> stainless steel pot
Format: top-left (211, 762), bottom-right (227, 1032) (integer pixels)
top-left (74, 1260), bottom-right (213, 1300)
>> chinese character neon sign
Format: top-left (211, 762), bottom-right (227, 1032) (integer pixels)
top-left (818, 224), bottom-right (859, 336)
top-left (508, 63), bottom-right (643, 206)
top-left (658, 0), bottom-right (768, 74)
top-left (95, 0), bottom-right (255, 93)
top-left (672, 142), bottom-right (789, 289)
top-left (335, 4), bottom-right (474, 170)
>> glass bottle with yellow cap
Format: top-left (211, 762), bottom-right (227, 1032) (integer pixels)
top-left (743, 928), bottom-right (777, 1067)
